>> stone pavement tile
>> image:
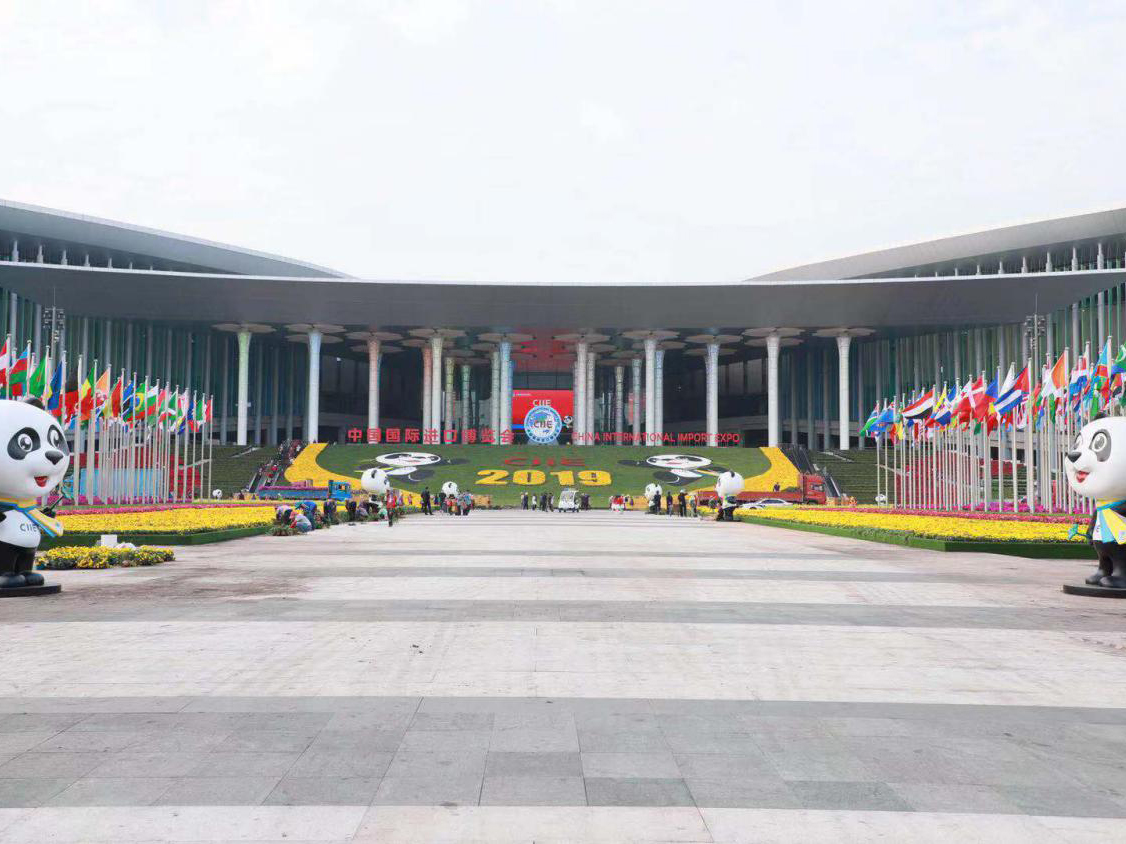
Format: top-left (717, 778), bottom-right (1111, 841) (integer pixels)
top-left (373, 772), bottom-right (483, 806)
top-left (684, 777), bottom-right (799, 809)
top-left (479, 775), bottom-right (587, 806)
top-left (739, 716), bottom-right (832, 741)
top-left (585, 777), bottom-right (695, 807)
top-left (384, 749), bottom-right (488, 780)
top-left (125, 731), bottom-right (232, 753)
top-left (789, 780), bottom-right (913, 811)
top-left (236, 713), bottom-right (333, 732)
top-left (820, 716), bottom-right (936, 739)
top-left (485, 752), bottom-right (582, 777)
top-left (153, 776), bottom-right (282, 806)
top-left (0, 777), bottom-right (75, 807)
top-left (490, 726), bottom-right (579, 753)
top-left (579, 727), bottom-right (670, 753)
top-left (673, 753), bottom-right (779, 781)
top-left (0, 714), bottom-right (85, 733)
top-left (170, 712), bottom-right (248, 733)
top-left (998, 784), bottom-right (1126, 818)
top-left (0, 752), bottom-right (105, 779)
top-left (88, 751), bottom-right (210, 778)
top-left (888, 781), bottom-right (1022, 813)
top-left (409, 712), bottom-right (495, 731)
top-left (0, 732), bottom-right (55, 755)
top-left (582, 752), bottom-right (680, 779)
top-left (33, 731), bottom-right (153, 753)
top-left (45, 776), bottom-right (176, 806)
top-left (836, 736), bottom-right (975, 784)
top-left (353, 805), bottom-right (712, 843)
top-left (187, 751), bottom-right (301, 777)
top-left (398, 729), bottom-right (492, 752)
top-left (753, 736), bottom-right (878, 783)
top-left (305, 729), bottom-right (405, 753)
top-left (945, 738), bottom-right (1087, 788)
top-left (264, 776), bottom-right (382, 806)
top-left (288, 749), bottom-right (395, 778)
top-left (69, 713), bottom-right (184, 732)
top-left (326, 708), bottom-right (418, 732)
top-left (0, 804), bottom-right (369, 841)
top-left (218, 730), bottom-right (320, 753)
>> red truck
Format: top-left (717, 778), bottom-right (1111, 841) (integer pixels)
top-left (695, 473), bottom-right (828, 506)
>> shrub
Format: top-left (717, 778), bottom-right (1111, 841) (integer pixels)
top-left (270, 526), bottom-right (297, 537)
top-left (38, 545), bottom-right (175, 570)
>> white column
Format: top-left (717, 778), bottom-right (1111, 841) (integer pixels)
top-left (499, 340), bottom-right (512, 439)
top-left (236, 328), bottom-right (251, 446)
top-left (654, 348), bottom-right (664, 438)
top-left (574, 342), bottom-right (588, 445)
top-left (766, 334), bottom-right (781, 447)
top-left (836, 333), bottom-right (851, 451)
top-left (705, 343), bottom-right (718, 447)
top-left (306, 328), bottom-right (322, 443)
top-left (429, 336), bottom-right (443, 433)
top-left (490, 350), bottom-right (500, 444)
top-left (366, 339), bottom-right (381, 430)
top-left (421, 347), bottom-right (432, 432)
top-left (631, 358), bottom-right (642, 444)
top-left (586, 350), bottom-right (596, 440)
top-left (614, 365), bottom-right (625, 441)
top-left (644, 337), bottom-right (657, 441)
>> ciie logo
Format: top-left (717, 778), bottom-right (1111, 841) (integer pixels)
top-left (523, 404), bottom-right (563, 444)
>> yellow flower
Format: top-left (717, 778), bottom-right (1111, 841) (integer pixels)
top-left (60, 506), bottom-right (276, 534)
top-left (747, 508), bottom-right (1072, 542)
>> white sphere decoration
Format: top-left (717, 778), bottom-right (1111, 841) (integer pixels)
top-left (644, 483), bottom-right (662, 502)
top-left (714, 470), bottom-right (744, 499)
top-left (441, 481), bottom-right (459, 497)
top-left (360, 468), bottom-right (390, 495)
top-left (212, 489), bottom-right (223, 499)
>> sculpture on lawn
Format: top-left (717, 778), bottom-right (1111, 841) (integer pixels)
top-left (1065, 415), bottom-right (1126, 590)
top-left (714, 470), bottom-right (744, 521)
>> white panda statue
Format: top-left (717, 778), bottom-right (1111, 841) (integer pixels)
top-left (212, 489), bottom-right (223, 499)
top-left (1065, 415), bottom-right (1126, 588)
top-left (0, 399), bottom-right (71, 590)
top-left (714, 470), bottom-right (744, 521)
top-left (643, 482), bottom-right (662, 514)
top-left (441, 481), bottom-right (459, 497)
top-left (360, 468), bottom-right (390, 496)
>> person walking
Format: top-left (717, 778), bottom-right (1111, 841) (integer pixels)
top-left (547, 492), bottom-right (554, 512)
top-left (540, 492), bottom-right (548, 512)
top-left (665, 490), bottom-right (674, 516)
top-left (421, 486), bottom-right (432, 516)
top-left (521, 491), bottom-right (529, 510)
top-left (677, 489), bottom-right (687, 517)
top-left (690, 494), bottom-right (698, 518)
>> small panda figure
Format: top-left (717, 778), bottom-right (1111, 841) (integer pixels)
top-left (1065, 415), bottom-right (1126, 588)
top-left (360, 468), bottom-right (390, 496)
top-left (644, 482), bottom-right (662, 515)
top-left (714, 471), bottom-right (744, 522)
top-left (0, 398), bottom-right (70, 590)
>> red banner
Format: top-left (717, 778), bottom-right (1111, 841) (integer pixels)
top-left (511, 389), bottom-right (573, 430)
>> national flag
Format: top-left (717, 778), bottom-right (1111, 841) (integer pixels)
top-left (28, 355), bottom-right (48, 400)
top-left (1070, 349), bottom-right (1090, 401)
top-left (932, 386), bottom-right (957, 427)
top-left (8, 344), bottom-right (30, 397)
top-left (902, 389), bottom-right (935, 420)
top-left (93, 368), bottom-right (111, 411)
top-left (0, 337), bottom-right (10, 393)
top-left (1110, 344), bottom-right (1126, 398)
top-left (46, 359), bottom-right (64, 418)
top-left (995, 363), bottom-right (1029, 417)
top-left (121, 380), bottom-right (136, 423)
top-left (109, 376), bottom-right (124, 419)
top-left (973, 376), bottom-right (998, 422)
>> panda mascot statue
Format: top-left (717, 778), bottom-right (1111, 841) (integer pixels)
top-left (714, 471), bottom-right (744, 522)
top-left (644, 483), bottom-right (662, 515)
top-left (0, 398), bottom-right (70, 593)
top-left (1064, 415), bottom-right (1126, 591)
top-left (361, 468), bottom-right (394, 527)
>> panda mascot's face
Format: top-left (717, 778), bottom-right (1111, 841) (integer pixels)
top-left (0, 400), bottom-right (70, 500)
top-left (376, 452), bottom-right (441, 474)
top-left (441, 481), bottom-right (459, 497)
top-left (714, 471), bottom-right (744, 499)
top-left (1065, 416), bottom-right (1126, 501)
top-left (646, 454), bottom-right (711, 472)
top-left (361, 468), bottom-right (390, 495)
top-left (644, 483), bottom-right (662, 501)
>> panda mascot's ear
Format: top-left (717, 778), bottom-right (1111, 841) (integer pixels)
top-left (21, 397), bottom-right (46, 411)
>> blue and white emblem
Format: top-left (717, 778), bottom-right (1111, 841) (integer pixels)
top-left (524, 404), bottom-right (563, 444)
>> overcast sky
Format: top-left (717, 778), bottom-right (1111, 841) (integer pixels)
top-left (2, 1), bottom-right (1124, 282)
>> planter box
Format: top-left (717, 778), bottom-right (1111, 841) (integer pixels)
top-left (735, 514), bottom-right (1096, 560)
top-left (43, 525), bottom-right (272, 548)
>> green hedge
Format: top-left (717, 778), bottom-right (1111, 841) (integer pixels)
top-left (734, 514), bottom-right (1097, 559)
top-left (43, 525), bottom-right (272, 547)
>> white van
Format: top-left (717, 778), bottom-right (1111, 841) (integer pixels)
top-left (557, 489), bottom-right (580, 512)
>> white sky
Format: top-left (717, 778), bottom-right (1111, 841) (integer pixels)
top-left (2, 0), bottom-right (1125, 282)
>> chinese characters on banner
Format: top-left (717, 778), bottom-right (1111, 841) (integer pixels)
top-left (345, 428), bottom-right (740, 445)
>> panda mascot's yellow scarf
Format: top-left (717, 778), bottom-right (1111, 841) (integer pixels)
top-left (1094, 499), bottom-right (1126, 545)
top-left (0, 496), bottom-right (64, 539)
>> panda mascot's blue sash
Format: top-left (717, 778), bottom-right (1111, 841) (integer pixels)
top-left (0, 496), bottom-right (64, 539)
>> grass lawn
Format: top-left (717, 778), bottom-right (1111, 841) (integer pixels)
top-left (308, 444), bottom-right (774, 507)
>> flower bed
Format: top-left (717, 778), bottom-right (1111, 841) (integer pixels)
top-left (38, 546), bottom-right (175, 570)
top-left (723, 506), bottom-right (1095, 559)
top-left (55, 501), bottom-right (294, 516)
top-left (812, 507), bottom-right (1079, 524)
top-left (59, 506), bottom-right (276, 535)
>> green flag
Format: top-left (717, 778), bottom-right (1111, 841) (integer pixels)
top-left (28, 356), bottom-right (47, 398)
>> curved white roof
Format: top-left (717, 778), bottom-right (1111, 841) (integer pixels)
top-left (755, 206), bottom-right (1126, 280)
top-left (0, 198), bottom-right (345, 278)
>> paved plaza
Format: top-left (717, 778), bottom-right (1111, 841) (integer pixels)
top-left (2, 511), bottom-right (1126, 842)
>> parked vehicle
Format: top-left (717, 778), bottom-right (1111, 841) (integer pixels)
top-left (557, 489), bottom-right (580, 512)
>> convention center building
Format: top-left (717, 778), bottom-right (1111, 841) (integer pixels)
top-left (0, 198), bottom-right (1123, 449)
